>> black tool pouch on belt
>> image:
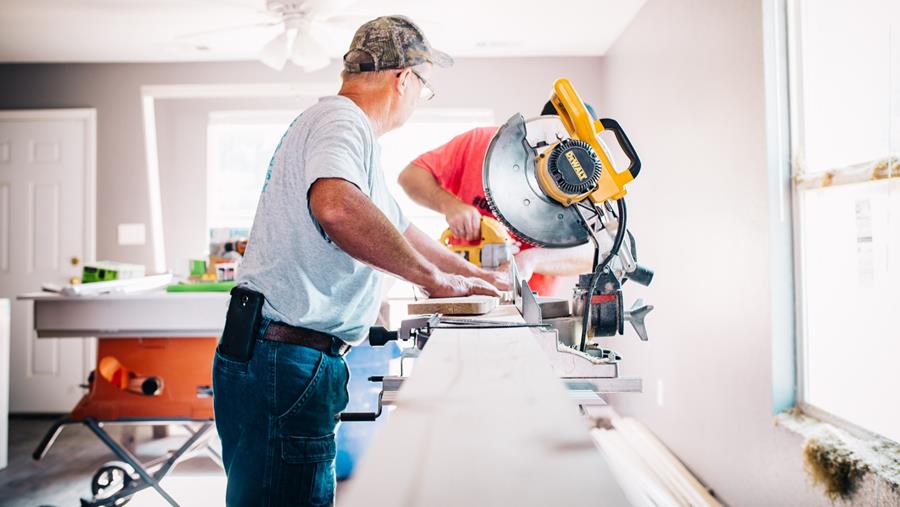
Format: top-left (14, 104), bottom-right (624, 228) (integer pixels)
top-left (218, 286), bottom-right (265, 362)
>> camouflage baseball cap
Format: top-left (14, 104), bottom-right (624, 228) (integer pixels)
top-left (343, 15), bottom-right (453, 73)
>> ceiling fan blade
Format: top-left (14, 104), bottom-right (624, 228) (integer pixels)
top-left (177, 21), bottom-right (280, 41)
top-left (290, 30), bottom-right (331, 71)
top-left (259, 31), bottom-right (290, 70)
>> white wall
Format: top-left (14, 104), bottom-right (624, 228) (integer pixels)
top-left (596, 0), bottom-right (834, 504)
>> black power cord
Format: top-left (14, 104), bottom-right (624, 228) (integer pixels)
top-left (578, 198), bottom-right (628, 353)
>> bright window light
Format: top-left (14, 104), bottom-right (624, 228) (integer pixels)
top-left (790, 0), bottom-right (900, 442)
top-left (207, 110), bottom-right (299, 233)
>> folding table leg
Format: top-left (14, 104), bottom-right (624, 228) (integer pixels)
top-left (151, 422), bottom-right (214, 480)
top-left (32, 418), bottom-right (76, 460)
top-left (84, 419), bottom-right (180, 507)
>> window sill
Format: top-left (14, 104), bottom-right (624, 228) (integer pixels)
top-left (775, 408), bottom-right (900, 502)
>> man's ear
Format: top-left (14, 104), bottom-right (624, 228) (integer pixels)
top-left (396, 69), bottom-right (411, 96)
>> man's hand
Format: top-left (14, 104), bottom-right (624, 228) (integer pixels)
top-left (423, 272), bottom-right (502, 299)
top-left (476, 268), bottom-right (510, 291)
top-left (442, 200), bottom-right (482, 241)
top-left (404, 223), bottom-right (510, 291)
top-left (398, 163), bottom-right (482, 241)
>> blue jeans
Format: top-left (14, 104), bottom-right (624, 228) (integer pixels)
top-left (213, 319), bottom-right (350, 507)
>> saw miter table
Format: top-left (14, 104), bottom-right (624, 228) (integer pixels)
top-left (339, 78), bottom-right (653, 504)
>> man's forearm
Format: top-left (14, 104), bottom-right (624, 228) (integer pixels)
top-left (309, 179), bottom-right (440, 287)
top-left (519, 243), bottom-right (595, 276)
top-left (404, 224), bottom-right (481, 277)
top-left (397, 163), bottom-right (460, 214)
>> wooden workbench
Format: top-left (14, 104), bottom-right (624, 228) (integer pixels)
top-left (340, 305), bottom-right (630, 506)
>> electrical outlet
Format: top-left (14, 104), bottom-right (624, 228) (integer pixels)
top-left (118, 223), bottom-right (146, 246)
top-left (657, 378), bottom-right (664, 407)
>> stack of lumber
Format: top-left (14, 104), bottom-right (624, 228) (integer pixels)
top-left (591, 417), bottom-right (722, 507)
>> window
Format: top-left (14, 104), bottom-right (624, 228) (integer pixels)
top-left (788, 0), bottom-right (899, 441)
top-left (207, 110), bottom-right (300, 236)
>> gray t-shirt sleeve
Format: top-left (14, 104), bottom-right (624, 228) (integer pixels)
top-left (303, 115), bottom-right (372, 241)
top-left (303, 116), bottom-right (370, 196)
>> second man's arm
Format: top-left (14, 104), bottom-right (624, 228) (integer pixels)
top-left (398, 163), bottom-right (482, 241)
top-left (309, 178), bottom-right (501, 298)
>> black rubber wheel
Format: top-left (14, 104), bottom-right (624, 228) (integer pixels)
top-left (90, 461), bottom-right (135, 506)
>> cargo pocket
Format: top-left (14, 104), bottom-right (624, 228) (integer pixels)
top-left (278, 434), bottom-right (337, 506)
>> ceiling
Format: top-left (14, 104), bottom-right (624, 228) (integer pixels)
top-left (0, 0), bottom-right (646, 64)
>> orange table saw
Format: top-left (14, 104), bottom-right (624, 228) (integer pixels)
top-left (19, 291), bottom-right (228, 507)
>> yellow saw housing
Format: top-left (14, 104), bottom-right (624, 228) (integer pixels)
top-left (536, 79), bottom-right (642, 206)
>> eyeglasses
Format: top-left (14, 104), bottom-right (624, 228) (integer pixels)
top-left (409, 68), bottom-right (435, 102)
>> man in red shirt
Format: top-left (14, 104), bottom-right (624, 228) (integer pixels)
top-left (398, 102), bottom-right (595, 296)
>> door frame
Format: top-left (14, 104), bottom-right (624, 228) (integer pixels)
top-left (0, 108), bottom-right (98, 404)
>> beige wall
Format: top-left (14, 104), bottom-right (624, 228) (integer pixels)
top-left (0, 58), bottom-right (603, 270)
top-left (595, 0), bottom-right (831, 504)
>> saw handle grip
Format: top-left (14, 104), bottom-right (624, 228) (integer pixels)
top-left (599, 118), bottom-right (642, 179)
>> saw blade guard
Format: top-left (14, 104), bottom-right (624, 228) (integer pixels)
top-left (482, 113), bottom-right (591, 247)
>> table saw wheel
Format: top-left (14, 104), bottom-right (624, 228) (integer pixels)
top-left (90, 461), bottom-right (136, 506)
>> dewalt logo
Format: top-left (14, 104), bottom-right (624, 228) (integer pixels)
top-left (566, 151), bottom-right (588, 181)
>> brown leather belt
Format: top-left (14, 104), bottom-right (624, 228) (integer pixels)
top-left (263, 322), bottom-right (351, 357)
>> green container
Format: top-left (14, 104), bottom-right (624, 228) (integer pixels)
top-left (82, 261), bottom-right (145, 284)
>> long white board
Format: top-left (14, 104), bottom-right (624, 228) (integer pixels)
top-left (340, 311), bottom-right (630, 506)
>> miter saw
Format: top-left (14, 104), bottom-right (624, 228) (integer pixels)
top-left (483, 77), bottom-right (655, 359)
top-left (339, 78), bottom-right (654, 421)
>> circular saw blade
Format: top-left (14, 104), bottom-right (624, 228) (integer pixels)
top-left (483, 114), bottom-right (590, 248)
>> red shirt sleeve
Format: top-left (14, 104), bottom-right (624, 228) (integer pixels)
top-left (411, 127), bottom-right (491, 195)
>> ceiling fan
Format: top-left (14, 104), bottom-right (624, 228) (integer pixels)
top-left (178, 0), bottom-right (362, 71)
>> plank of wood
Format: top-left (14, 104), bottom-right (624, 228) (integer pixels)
top-left (339, 313), bottom-right (630, 506)
top-left (407, 295), bottom-right (498, 315)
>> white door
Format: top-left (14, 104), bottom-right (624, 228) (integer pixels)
top-left (0, 110), bottom-right (96, 413)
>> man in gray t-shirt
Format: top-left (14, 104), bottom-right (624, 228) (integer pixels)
top-left (213, 16), bottom-right (505, 507)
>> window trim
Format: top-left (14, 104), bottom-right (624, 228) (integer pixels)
top-left (763, 0), bottom-right (798, 415)
top-left (785, 0), bottom-right (809, 417)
